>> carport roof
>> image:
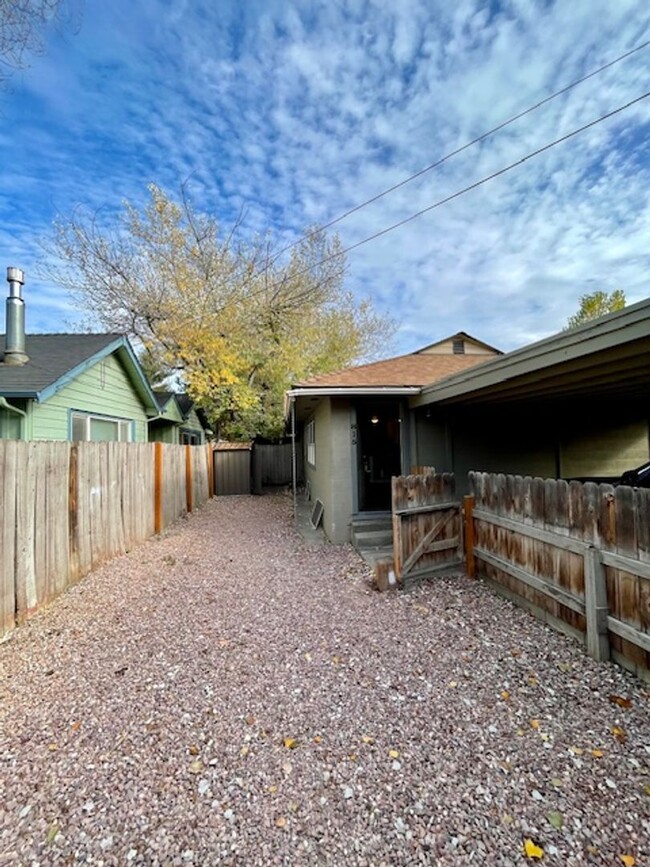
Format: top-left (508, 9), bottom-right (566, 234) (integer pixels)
top-left (411, 296), bottom-right (650, 407)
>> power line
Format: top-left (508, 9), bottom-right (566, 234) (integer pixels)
top-left (267, 39), bottom-right (650, 262)
top-left (275, 89), bottom-right (650, 283)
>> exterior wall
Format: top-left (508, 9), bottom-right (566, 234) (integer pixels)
top-left (303, 397), bottom-right (354, 544)
top-left (148, 422), bottom-right (179, 444)
top-left (419, 338), bottom-right (498, 356)
top-left (181, 407), bottom-right (206, 444)
top-left (31, 354), bottom-right (150, 442)
top-left (560, 418), bottom-right (648, 478)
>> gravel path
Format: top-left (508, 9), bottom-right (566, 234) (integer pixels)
top-left (1, 492), bottom-right (648, 866)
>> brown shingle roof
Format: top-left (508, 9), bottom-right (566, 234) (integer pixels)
top-left (294, 352), bottom-right (492, 389)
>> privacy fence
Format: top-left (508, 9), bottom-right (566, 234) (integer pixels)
top-left (466, 472), bottom-right (650, 680)
top-left (1, 441), bottom-right (214, 639)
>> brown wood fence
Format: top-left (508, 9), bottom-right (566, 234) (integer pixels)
top-left (466, 471), bottom-right (650, 680)
top-left (1, 441), bottom-right (214, 639)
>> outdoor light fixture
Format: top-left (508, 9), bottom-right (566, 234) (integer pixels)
top-left (370, 414), bottom-right (379, 424)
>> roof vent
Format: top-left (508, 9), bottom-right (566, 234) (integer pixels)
top-left (3, 267), bottom-right (29, 366)
top-left (452, 337), bottom-right (465, 355)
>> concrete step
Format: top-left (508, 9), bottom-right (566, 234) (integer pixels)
top-left (350, 517), bottom-right (392, 534)
top-left (358, 545), bottom-right (394, 568)
top-left (351, 528), bottom-right (393, 549)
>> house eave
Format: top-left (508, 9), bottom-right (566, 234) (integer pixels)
top-left (287, 386), bottom-right (422, 398)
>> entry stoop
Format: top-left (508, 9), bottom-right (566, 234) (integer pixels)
top-left (350, 513), bottom-right (394, 570)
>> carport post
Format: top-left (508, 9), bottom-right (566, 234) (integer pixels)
top-left (291, 397), bottom-right (297, 521)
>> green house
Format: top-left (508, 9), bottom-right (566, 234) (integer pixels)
top-left (148, 391), bottom-right (208, 445)
top-left (0, 332), bottom-right (158, 441)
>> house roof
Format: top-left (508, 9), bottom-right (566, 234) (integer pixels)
top-left (0, 333), bottom-right (158, 412)
top-left (412, 296), bottom-right (650, 407)
top-left (293, 351), bottom-right (491, 391)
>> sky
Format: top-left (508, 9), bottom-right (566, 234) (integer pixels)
top-left (0, 0), bottom-right (649, 355)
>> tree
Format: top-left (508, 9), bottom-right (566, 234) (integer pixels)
top-left (49, 184), bottom-right (395, 439)
top-left (565, 289), bottom-right (626, 329)
top-left (0, 0), bottom-right (81, 88)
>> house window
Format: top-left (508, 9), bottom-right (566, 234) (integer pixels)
top-left (181, 430), bottom-right (200, 445)
top-left (0, 409), bottom-right (22, 440)
top-left (71, 412), bottom-right (132, 442)
top-left (452, 338), bottom-right (465, 354)
top-left (306, 419), bottom-right (316, 466)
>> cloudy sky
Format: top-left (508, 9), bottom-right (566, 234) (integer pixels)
top-left (1, 0), bottom-right (649, 354)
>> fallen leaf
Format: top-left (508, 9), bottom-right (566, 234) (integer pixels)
top-left (389, 749), bottom-right (400, 759)
top-left (188, 760), bottom-right (202, 774)
top-left (611, 726), bottom-right (627, 743)
top-left (304, 652), bottom-right (312, 662)
top-left (283, 737), bottom-right (298, 749)
top-left (619, 856), bottom-right (635, 867)
top-left (45, 822), bottom-right (59, 845)
top-left (48, 742), bottom-right (58, 752)
top-left (530, 719), bottom-right (540, 730)
top-left (516, 727), bottom-right (525, 737)
top-left (643, 784), bottom-right (650, 796)
top-left (448, 681), bottom-right (458, 688)
top-left (569, 746), bottom-right (584, 756)
top-left (282, 761), bottom-right (293, 775)
top-left (557, 662), bottom-right (571, 673)
top-left (550, 778), bottom-right (563, 788)
top-left (511, 649), bottom-right (522, 657)
top-left (547, 811), bottom-right (564, 829)
top-left (609, 695), bottom-right (632, 709)
top-left (501, 813), bottom-right (514, 825)
top-left (288, 800), bottom-right (298, 813)
top-left (524, 838), bottom-right (544, 859)
top-left (348, 753), bottom-right (357, 761)
top-left (414, 603), bottom-right (430, 616)
top-left (267, 785), bottom-right (278, 794)
top-left (245, 714), bottom-right (255, 726)
top-left (331, 656), bottom-right (342, 665)
top-left (586, 846), bottom-right (600, 856)
top-left (591, 749), bottom-right (604, 758)
top-left (71, 721), bottom-right (82, 731)
top-left (240, 746), bottom-right (250, 757)
top-left (313, 735), bottom-right (322, 744)
top-left (361, 735), bottom-right (374, 744)
top-left (500, 691), bottom-right (510, 700)
top-left (275, 816), bottom-right (287, 829)
top-left (189, 744), bottom-right (199, 756)
top-left (528, 677), bottom-right (539, 687)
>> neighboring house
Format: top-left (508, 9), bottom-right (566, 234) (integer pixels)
top-left (148, 391), bottom-right (209, 444)
top-left (0, 268), bottom-right (158, 441)
top-left (287, 333), bottom-right (500, 543)
top-left (288, 304), bottom-right (650, 546)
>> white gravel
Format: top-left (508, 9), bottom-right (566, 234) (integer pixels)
top-left (1, 491), bottom-right (648, 866)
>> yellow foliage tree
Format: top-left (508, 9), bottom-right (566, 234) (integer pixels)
top-left (50, 184), bottom-right (394, 438)
top-left (565, 289), bottom-right (626, 329)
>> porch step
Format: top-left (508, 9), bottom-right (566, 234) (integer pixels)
top-left (357, 544), bottom-right (394, 568)
top-left (350, 514), bottom-right (393, 552)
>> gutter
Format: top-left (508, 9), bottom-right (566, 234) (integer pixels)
top-left (286, 386), bottom-right (422, 398)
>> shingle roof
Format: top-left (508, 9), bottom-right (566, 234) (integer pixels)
top-left (0, 333), bottom-right (123, 396)
top-left (293, 352), bottom-right (492, 389)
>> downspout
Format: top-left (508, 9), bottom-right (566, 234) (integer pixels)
top-left (290, 397), bottom-right (297, 524)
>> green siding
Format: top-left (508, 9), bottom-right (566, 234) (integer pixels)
top-left (148, 422), bottom-right (180, 444)
top-left (31, 354), bottom-right (150, 442)
top-left (181, 406), bottom-right (206, 444)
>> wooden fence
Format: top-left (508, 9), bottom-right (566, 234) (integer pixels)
top-left (466, 472), bottom-right (650, 680)
top-left (254, 442), bottom-right (304, 486)
top-left (1, 441), bottom-right (213, 639)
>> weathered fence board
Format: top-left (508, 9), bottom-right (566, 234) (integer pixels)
top-left (469, 471), bottom-right (650, 680)
top-left (391, 472), bottom-right (462, 586)
top-left (0, 441), bottom-right (211, 640)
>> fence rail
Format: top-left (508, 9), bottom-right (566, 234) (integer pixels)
top-left (1, 441), bottom-right (213, 639)
top-left (467, 471), bottom-right (650, 680)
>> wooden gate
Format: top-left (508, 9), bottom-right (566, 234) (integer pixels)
top-left (391, 472), bottom-right (463, 588)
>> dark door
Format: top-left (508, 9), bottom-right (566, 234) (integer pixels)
top-left (356, 401), bottom-right (402, 511)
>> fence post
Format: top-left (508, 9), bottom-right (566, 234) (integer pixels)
top-left (464, 494), bottom-right (475, 578)
top-left (154, 442), bottom-right (163, 534)
top-left (206, 443), bottom-right (214, 498)
top-left (584, 545), bottom-right (610, 662)
top-left (185, 444), bottom-right (193, 513)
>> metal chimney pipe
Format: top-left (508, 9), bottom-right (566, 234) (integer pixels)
top-left (4, 267), bottom-right (29, 366)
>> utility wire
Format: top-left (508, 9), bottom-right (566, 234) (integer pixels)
top-left (266, 39), bottom-right (650, 264)
top-left (273, 90), bottom-right (650, 284)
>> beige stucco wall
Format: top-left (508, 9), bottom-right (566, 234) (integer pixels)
top-left (303, 397), bottom-right (354, 544)
top-left (419, 338), bottom-right (498, 356)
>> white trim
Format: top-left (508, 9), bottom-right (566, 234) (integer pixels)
top-left (71, 410), bottom-right (133, 442)
top-left (287, 386), bottom-right (421, 398)
top-left (305, 418), bottom-right (316, 467)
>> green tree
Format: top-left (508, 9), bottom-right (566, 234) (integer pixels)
top-left (565, 289), bottom-right (626, 329)
top-left (49, 184), bottom-right (394, 439)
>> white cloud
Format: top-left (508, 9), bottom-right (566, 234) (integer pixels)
top-left (0, 0), bottom-right (648, 355)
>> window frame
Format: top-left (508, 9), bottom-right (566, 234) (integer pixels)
top-left (306, 419), bottom-right (316, 467)
top-left (70, 410), bottom-right (133, 442)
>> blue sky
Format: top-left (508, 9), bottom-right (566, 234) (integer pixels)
top-left (1, 0), bottom-right (649, 354)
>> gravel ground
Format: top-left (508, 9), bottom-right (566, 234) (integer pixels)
top-left (1, 492), bottom-right (648, 867)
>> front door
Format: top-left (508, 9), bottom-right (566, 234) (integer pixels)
top-left (356, 401), bottom-right (402, 511)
